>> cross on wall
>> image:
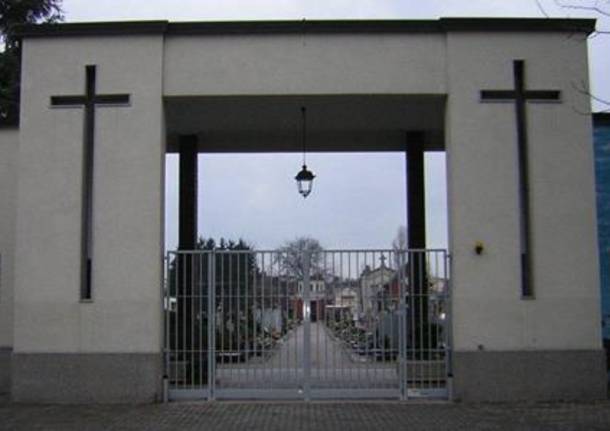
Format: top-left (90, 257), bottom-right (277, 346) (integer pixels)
top-left (480, 59), bottom-right (561, 298)
top-left (50, 65), bottom-right (131, 300)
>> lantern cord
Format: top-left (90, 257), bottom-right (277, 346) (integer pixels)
top-left (301, 106), bottom-right (307, 166)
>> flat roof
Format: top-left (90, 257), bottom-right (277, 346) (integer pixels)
top-left (15, 17), bottom-right (596, 38)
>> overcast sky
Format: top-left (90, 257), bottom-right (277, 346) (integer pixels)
top-left (61, 0), bottom-right (610, 251)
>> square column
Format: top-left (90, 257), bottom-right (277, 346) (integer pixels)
top-left (177, 135), bottom-right (198, 381)
top-left (179, 135), bottom-right (198, 250)
top-left (407, 132), bottom-right (426, 250)
top-left (0, 128), bottom-right (18, 395)
top-left (445, 31), bottom-right (604, 401)
top-left (12, 35), bottom-right (165, 403)
top-left (406, 132), bottom-right (429, 357)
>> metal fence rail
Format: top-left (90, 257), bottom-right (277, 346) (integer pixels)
top-left (164, 249), bottom-right (450, 401)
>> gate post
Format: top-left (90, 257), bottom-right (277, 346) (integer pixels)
top-left (162, 253), bottom-right (170, 403)
top-left (208, 251), bottom-right (216, 400)
top-left (397, 250), bottom-right (408, 401)
top-left (445, 251), bottom-right (453, 401)
top-left (302, 251), bottom-right (311, 401)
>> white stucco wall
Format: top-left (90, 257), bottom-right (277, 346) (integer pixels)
top-left (164, 33), bottom-right (446, 96)
top-left (0, 128), bottom-right (18, 349)
top-left (14, 36), bottom-right (165, 353)
top-left (446, 32), bottom-right (601, 351)
top-left (11, 25), bottom-right (601, 357)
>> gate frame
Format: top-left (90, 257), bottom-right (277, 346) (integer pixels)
top-left (163, 248), bottom-right (452, 402)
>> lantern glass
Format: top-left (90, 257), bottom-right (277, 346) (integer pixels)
top-left (295, 165), bottom-right (315, 198)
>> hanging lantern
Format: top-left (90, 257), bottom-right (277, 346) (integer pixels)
top-left (295, 164), bottom-right (315, 198)
top-left (295, 106), bottom-right (315, 198)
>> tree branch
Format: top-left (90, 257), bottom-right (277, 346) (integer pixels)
top-left (554, 0), bottom-right (610, 17)
top-left (534, 0), bottom-right (610, 38)
top-left (536, 0), bottom-right (551, 16)
top-left (572, 79), bottom-right (610, 107)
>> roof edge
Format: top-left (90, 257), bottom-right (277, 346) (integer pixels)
top-left (166, 20), bottom-right (441, 35)
top-left (14, 20), bottom-right (169, 38)
top-left (14, 17), bottom-right (596, 38)
top-left (439, 17), bottom-right (595, 33)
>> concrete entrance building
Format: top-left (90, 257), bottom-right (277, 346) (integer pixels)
top-left (0, 18), bottom-right (605, 403)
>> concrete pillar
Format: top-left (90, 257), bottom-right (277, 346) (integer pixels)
top-left (406, 132), bottom-right (429, 357)
top-left (445, 31), bottom-right (605, 401)
top-left (12, 34), bottom-right (166, 402)
top-left (407, 132), bottom-right (426, 250)
top-left (0, 127), bottom-right (18, 395)
top-left (179, 135), bottom-right (198, 250)
top-left (177, 135), bottom-right (198, 376)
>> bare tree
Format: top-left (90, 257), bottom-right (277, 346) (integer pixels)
top-left (536, 0), bottom-right (610, 34)
top-left (534, 0), bottom-right (610, 112)
top-left (276, 237), bottom-right (325, 279)
top-left (391, 225), bottom-right (408, 268)
top-left (554, 0), bottom-right (610, 20)
top-left (391, 225), bottom-right (408, 251)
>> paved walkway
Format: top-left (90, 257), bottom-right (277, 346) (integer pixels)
top-left (216, 322), bottom-right (397, 388)
top-left (267, 321), bottom-right (356, 369)
top-left (2, 400), bottom-right (610, 430)
top-left (218, 322), bottom-right (351, 370)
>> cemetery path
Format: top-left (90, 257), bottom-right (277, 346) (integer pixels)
top-left (266, 321), bottom-right (354, 369)
top-left (216, 322), bottom-right (398, 389)
top-left (216, 322), bottom-right (357, 371)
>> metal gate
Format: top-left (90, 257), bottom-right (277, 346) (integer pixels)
top-left (164, 249), bottom-right (450, 400)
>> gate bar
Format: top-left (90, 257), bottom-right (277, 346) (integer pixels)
top-left (208, 252), bottom-right (215, 400)
top-left (302, 251), bottom-right (311, 400)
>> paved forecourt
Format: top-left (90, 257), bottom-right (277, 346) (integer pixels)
top-left (2, 400), bottom-right (610, 431)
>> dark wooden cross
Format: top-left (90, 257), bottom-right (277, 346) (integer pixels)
top-left (480, 59), bottom-right (561, 298)
top-left (50, 65), bottom-right (130, 300)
